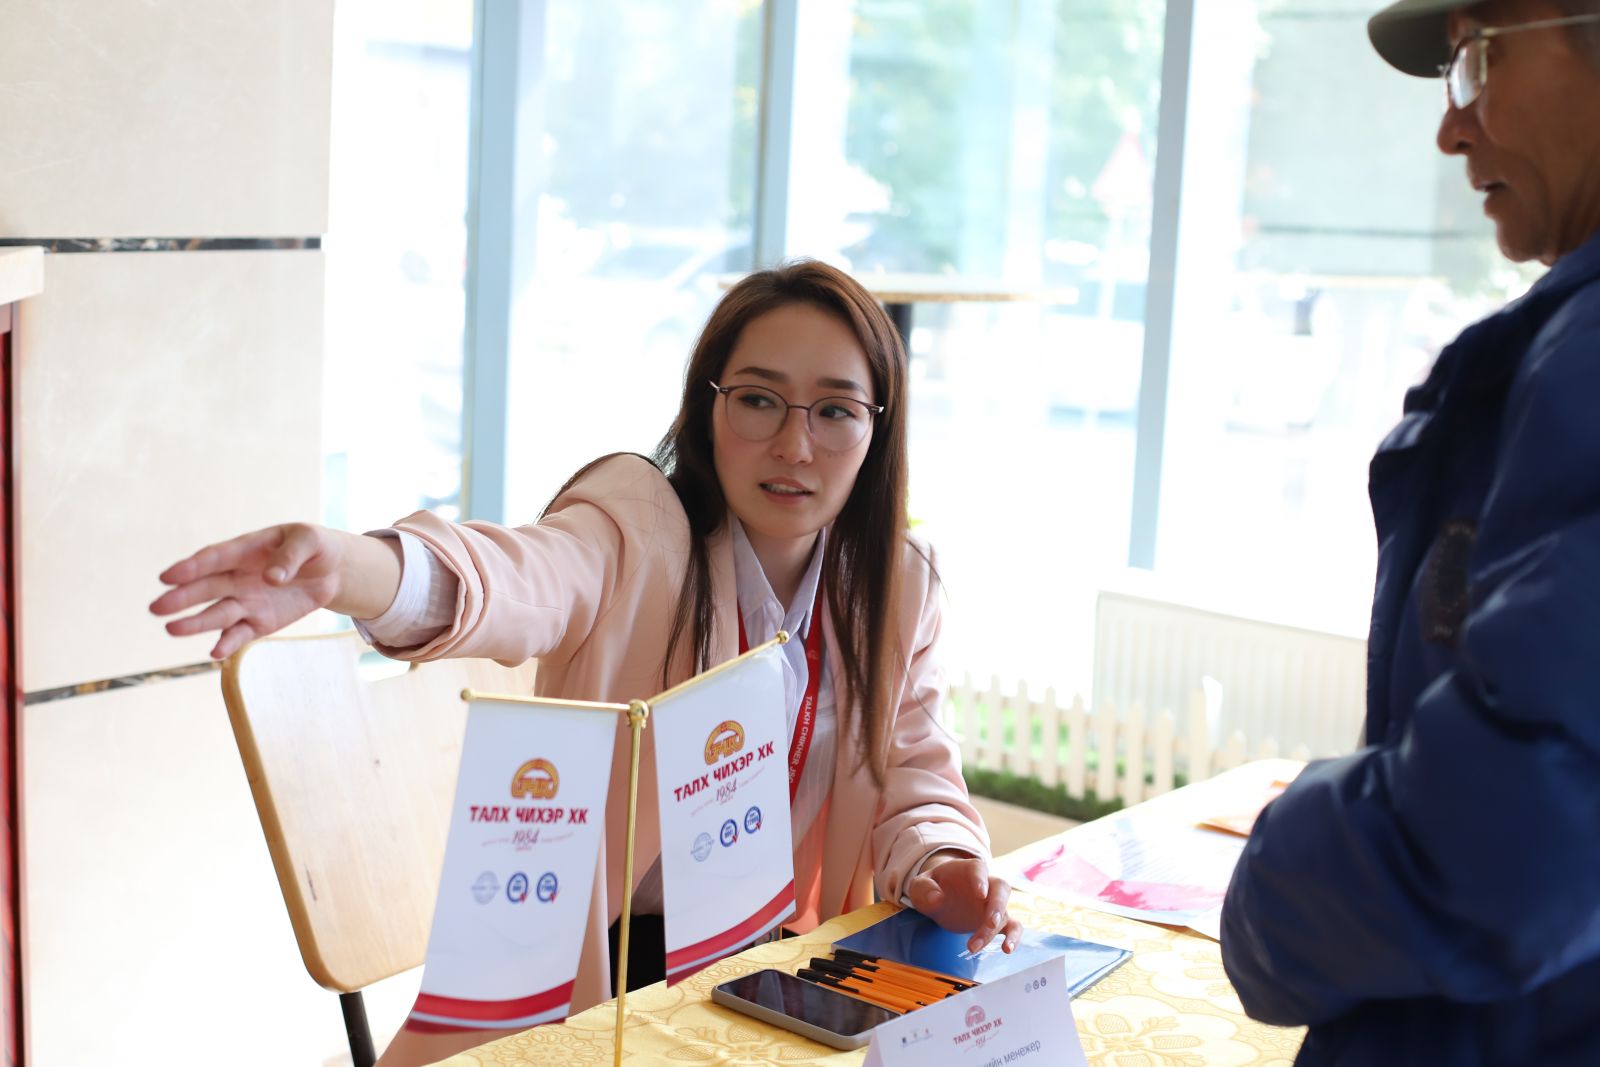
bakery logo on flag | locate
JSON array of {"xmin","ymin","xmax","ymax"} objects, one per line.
[
  {"xmin": 674, "ymin": 719, "xmax": 781, "ymax": 804},
  {"xmin": 480, "ymin": 755, "xmax": 595, "ymax": 831},
  {"xmin": 512, "ymin": 758, "xmax": 559, "ymax": 799},
  {"xmin": 704, "ymin": 721, "xmax": 745, "ymax": 764},
  {"xmin": 479, "ymin": 757, "xmax": 589, "ymax": 828}
]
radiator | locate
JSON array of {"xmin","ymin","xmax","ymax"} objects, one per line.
[{"xmin": 1092, "ymin": 589, "xmax": 1367, "ymax": 758}]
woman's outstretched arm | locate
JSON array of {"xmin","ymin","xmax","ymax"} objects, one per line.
[{"xmin": 150, "ymin": 523, "xmax": 403, "ymax": 659}]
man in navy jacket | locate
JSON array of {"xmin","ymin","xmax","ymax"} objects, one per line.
[{"xmin": 1220, "ymin": 1, "xmax": 1600, "ymax": 1063}]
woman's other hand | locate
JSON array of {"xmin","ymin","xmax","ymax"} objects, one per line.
[
  {"xmin": 150, "ymin": 524, "xmax": 399, "ymax": 660},
  {"xmin": 905, "ymin": 851, "xmax": 1023, "ymax": 954}
]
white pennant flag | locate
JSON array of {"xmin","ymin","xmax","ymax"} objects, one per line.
[
  {"xmin": 405, "ymin": 697, "xmax": 617, "ymax": 1034},
  {"xmin": 654, "ymin": 642, "xmax": 796, "ymax": 982}
]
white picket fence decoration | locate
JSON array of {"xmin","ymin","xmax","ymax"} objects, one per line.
[{"xmin": 945, "ymin": 673, "xmax": 1315, "ymax": 806}]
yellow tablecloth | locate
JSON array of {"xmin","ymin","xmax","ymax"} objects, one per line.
[{"xmin": 441, "ymin": 892, "xmax": 1304, "ymax": 1066}]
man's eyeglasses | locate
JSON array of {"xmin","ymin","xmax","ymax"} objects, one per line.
[
  {"xmin": 1443, "ymin": 13, "xmax": 1600, "ymax": 110},
  {"xmin": 708, "ymin": 381, "xmax": 883, "ymax": 451}
]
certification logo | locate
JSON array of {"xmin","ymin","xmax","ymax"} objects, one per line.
[
  {"xmin": 471, "ymin": 870, "xmax": 499, "ymax": 904},
  {"xmin": 506, "ymin": 871, "xmax": 530, "ymax": 904},
  {"xmin": 744, "ymin": 805, "xmax": 762, "ymax": 834},
  {"xmin": 691, "ymin": 832, "xmax": 714, "ymax": 862},
  {"xmin": 720, "ymin": 818, "xmax": 739, "ymax": 848},
  {"xmin": 536, "ymin": 871, "xmax": 558, "ymax": 903}
]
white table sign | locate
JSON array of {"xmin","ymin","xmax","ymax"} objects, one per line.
[
  {"xmin": 653, "ymin": 642, "xmax": 796, "ymax": 981},
  {"xmin": 407, "ymin": 697, "xmax": 617, "ymax": 1032},
  {"xmin": 863, "ymin": 957, "xmax": 1089, "ymax": 1067}
]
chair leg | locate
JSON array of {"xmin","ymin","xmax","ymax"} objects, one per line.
[{"xmin": 340, "ymin": 990, "xmax": 377, "ymax": 1067}]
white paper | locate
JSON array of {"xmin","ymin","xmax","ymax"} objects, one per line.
[
  {"xmin": 1186, "ymin": 904, "xmax": 1224, "ymax": 942},
  {"xmin": 863, "ymin": 956, "xmax": 1088, "ymax": 1067},
  {"xmin": 997, "ymin": 813, "xmax": 1244, "ymax": 932},
  {"xmin": 408, "ymin": 698, "xmax": 616, "ymax": 1031},
  {"xmin": 653, "ymin": 642, "xmax": 796, "ymax": 981}
]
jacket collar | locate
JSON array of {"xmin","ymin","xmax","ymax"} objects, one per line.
[{"xmin": 1377, "ymin": 229, "xmax": 1600, "ymax": 457}]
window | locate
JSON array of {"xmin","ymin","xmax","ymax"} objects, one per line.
[
  {"xmin": 402, "ymin": 0, "xmax": 1538, "ymax": 711},
  {"xmin": 323, "ymin": 0, "xmax": 473, "ymax": 534},
  {"xmin": 784, "ymin": 0, "xmax": 1167, "ymax": 694},
  {"xmin": 501, "ymin": 0, "xmax": 763, "ymax": 521},
  {"xmin": 1154, "ymin": 0, "xmax": 1535, "ymax": 635}
]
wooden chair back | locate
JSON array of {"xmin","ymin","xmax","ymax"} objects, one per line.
[{"xmin": 222, "ymin": 631, "xmax": 536, "ymax": 992}]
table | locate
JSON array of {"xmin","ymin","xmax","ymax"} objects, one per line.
[
  {"xmin": 442, "ymin": 765, "xmax": 1307, "ymax": 1066},
  {"xmin": 850, "ymin": 275, "xmax": 1078, "ymax": 352},
  {"xmin": 719, "ymin": 272, "xmax": 1078, "ymax": 353}
]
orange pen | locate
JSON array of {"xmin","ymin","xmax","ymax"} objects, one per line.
[
  {"xmin": 832, "ymin": 949, "xmax": 977, "ymax": 991},
  {"xmin": 793, "ymin": 969, "xmax": 904, "ymax": 1015},
  {"xmin": 810, "ymin": 958, "xmax": 951, "ymax": 1002},
  {"xmin": 830, "ymin": 974, "xmax": 924, "ymax": 1013},
  {"xmin": 798, "ymin": 968, "xmax": 922, "ymax": 1013}
]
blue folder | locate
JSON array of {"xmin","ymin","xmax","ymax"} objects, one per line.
[{"xmin": 831, "ymin": 907, "xmax": 1130, "ymax": 997}]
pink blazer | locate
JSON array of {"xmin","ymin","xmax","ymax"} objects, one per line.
[{"xmin": 378, "ymin": 454, "xmax": 989, "ymax": 1016}]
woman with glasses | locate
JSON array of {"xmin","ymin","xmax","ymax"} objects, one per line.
[{"xmin": 153, "ymin": 259, "xmax": 1017, "ymax": 1064}]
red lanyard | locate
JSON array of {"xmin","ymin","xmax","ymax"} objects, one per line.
[{"xmin": 738, "ymin": 584, "xmax": 825, "ymax": 804}]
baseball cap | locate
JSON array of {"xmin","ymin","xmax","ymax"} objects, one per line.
[{"xmin": 1368, "ymin": 0, "xmax": 1474, "ymax": 76}]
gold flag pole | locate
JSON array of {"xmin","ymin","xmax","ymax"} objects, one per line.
[
  {"xmin": 645, "ymin": 631, "xmax": 789, "ymax": 706},
  {"xmin": 612, "ymin": 698, "xmax": 651, "ymax": 1067},
  {"xmin": 459, "ymin": 689, "xmax": 630, "ymax": 713}
]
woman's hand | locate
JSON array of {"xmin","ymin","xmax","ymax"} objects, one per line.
[
  {"xmin": 150, "ymin": 523, "xmax": 397, "ymax": 660},
  {"xmin": 904, "ymin": 851, "xmax": 1022, "ymax": 954}
]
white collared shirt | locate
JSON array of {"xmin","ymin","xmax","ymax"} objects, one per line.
[{"xmin": 727, "ymin": 518, "xmax": 837, "ymax": 850}]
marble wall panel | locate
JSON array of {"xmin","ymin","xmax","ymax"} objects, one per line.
[
  {"xmin": 0, "ymin": 1, "xmax": 333, "ymax": 239},
  {"xmin": 21, "ymin": 672, "xmax": 422, "ymax": 1064},
  {"xmin": 16, "ymin": 250, "xmax": 324, "ymax": 693}
]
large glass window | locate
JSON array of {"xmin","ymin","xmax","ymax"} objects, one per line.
[
  {"xmin": 1154, "ymin": 0, "xmax": 1535, "ymax": 636},
  {"xmin": 325, "ymin": 0, "xmax": 1548, "ymax": 717},
  {"xmin": 323, "ymin": 1, "xmax": 473, "ymax": 534},
  {"xmin": 784, "ymin": 0, "xmax": 1167, "ymax": 694},
  {"xmin": 501, "ymin": 0, "xmax": 763, "ymax": 521}
]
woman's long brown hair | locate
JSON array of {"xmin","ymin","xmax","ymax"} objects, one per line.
[{"xmin": 653, "ymin": 259, "xmax": 910, "ymax": 784}]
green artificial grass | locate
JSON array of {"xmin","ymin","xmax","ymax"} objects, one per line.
[{"xmin": 961, "ymin": 765, "xmax": 1124, "ymax": 824}]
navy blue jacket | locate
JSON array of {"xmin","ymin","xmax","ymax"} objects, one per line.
[{"xmin": 1221, "ymin": 231, "xmax": 1600, "ymax": 1066}]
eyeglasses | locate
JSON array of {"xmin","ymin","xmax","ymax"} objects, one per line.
[
  {"xmin": 1442, "ymin": 13, "xmax": 1600, "ymax": 110},
  {"xmin": 708, "ymin": 381, "xmax": 883, "ymax": 451}
]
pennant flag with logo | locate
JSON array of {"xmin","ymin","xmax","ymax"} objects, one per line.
[
  {"xmin": 654, "ymin": 641, "xmax": 796, "ymax": 982},
  {"xmin": 405, "ymin": 697, "xmax": 616, "ymax": 1033}
]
